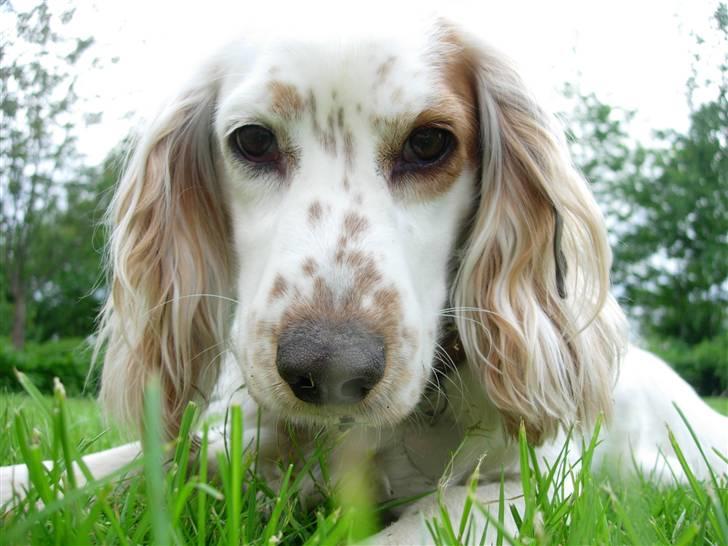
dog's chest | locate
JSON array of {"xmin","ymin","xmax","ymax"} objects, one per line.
[{"xmin": 372, "ymin": 416, "xmax": 469, "ymax": 502}]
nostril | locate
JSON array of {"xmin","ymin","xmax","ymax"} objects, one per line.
[
  {"xmin": 290, "ymin": 374, "xmax": 316, "ymax": 390},
  {"xmin": 339, "ymin": 377, "xmax": 372, "ymax": 402},
  {"xmin": 287, "ymin": 374, "xmax": 321, "ymax": 404}
]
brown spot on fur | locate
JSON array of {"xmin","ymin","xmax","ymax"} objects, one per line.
[
  {"xmin": 337, "ymin": 234, "xmax": 348, "ymax": 252},
  {"xmin": 312, "ymin": 109, "xmax": 337, "ymax": 156},
  {"xmin": 370, "ymin": 115, "xmax": 384, "ymax": 130},
  {"xmin": 343, "ymin": 212, "xmax": 369, "ymax": 241},
  {"xmin": 376, "ymin": 56, "xmax": 396, "ymax": 83},
  {"xmin": 345, "ymin": 251, "xmax": 382, "ymax": 298},
  {"xmin": 343, "ymin": 130, "xmax": 354, "ymax": 168},
  {"xmin": 308, "ymin": 202, "xmax": 323, "ymax": 226},
  {"xmin": 256, "ymin": 319, "xmax": 280, "ymax": 339},
  {"xmin": 269, "ymin": 81, "xmax": 304, "ymax": 120},
  {"xmin": 269, "ymin": 274, "xmax": 288, "ymax": 302},
  {"xmin": 307, "ymin": 90, "xmax": 317, "ymax": 115},
  {"xmin": 337, "ymin": 107, "xmax": 345, "ymax": 129},
  {"xmin": 302, "ymin": 257, "xmax": 318, "ymax": 277}
]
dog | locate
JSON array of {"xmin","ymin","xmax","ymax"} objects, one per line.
[{"xmin": 2, "ymin": 16, "xmax": 726, "ymax": 544}]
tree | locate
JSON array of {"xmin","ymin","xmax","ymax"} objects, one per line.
[
  {"xmin": 29, "ymin": 152, "xmax": 119, "ymax": 340},
  {"xmin": 563, "ymin": 4, "xmax": 727, "ymax": 346},
  {"xmin": 0, "ymin": 0, "xmax": 94, "ymax": 348},
  {"xmin": 611, "ymin": 4, "xmax": 727, "ymax": 344}
]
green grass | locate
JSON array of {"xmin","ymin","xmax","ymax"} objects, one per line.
[
  {"xmin": 705, "ymin": 397, "xmax": 728, "ymax": 415},
  {"xmin": 1, "ymin": 379, "xmax": 726, "ymax": 545}
]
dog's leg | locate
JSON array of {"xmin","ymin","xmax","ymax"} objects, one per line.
[
  {"xmin": 365, "ymin": 481, "xmax": 525, "ymax": 546},
  {"xmin": 0, "ymin": 441, "xmax": 142, "ymax": 507}
]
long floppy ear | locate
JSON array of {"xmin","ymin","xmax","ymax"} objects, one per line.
[
  {"xmin": 96, "ymin": 65, "xmax": 233, "ymax": 438},
  {"xmin": 451, "ymin": 37, "xmax": 628, "ymax": 443}
]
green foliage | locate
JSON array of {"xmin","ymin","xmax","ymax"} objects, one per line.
[
  {"xmin": 648, "ymin": 333, "xmax": 728, "ymax": 396},
  {"xmin": 0, "ymin": 0, "xmax": 100, "ymax": 348},
  {"xmin": 614, "ymin": 92, "xmax": 727, "ymax": 343},
  {"xmin": 563, "ymin": 5, "xmax": 727, "ymax": 356},
  {"xmin": 0, "ymin": 338, "xmax": 95, "ymax": 397},
  {"xmin": 27, "ymin": 153, "xmax": 120, "ymax": 341}
]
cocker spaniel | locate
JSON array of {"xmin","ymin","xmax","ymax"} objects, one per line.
[{"xmin": 2, "ymin": 16, "xmax": 726, "ymax": 545}]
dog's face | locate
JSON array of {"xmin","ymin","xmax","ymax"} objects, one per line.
[
  {"xmin": 215, "ymin": 32, "xmax": 478, "ymax": 425},
  {"xmin": 100, "ymin": 19, "xmax": 625, "ymax": 442}
]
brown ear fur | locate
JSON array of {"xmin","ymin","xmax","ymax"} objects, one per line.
[
  {"xmin": 450, "ymin": 34, "xmax": 627, "ymax": 443},
  {"xmin": 97, "ymin": 71, "xmax": 233, "ymax": 438}
]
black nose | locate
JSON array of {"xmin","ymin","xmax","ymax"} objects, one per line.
[{"xmin": 276, "ymin": 320, "xmax": 385, "ymax": 405}]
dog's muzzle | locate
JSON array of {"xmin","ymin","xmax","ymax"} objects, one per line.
[{"xmin": 276, "ymin": 319, "xmax": 385, "ymax": 405}]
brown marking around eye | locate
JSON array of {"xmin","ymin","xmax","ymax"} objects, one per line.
[
  {"xmin": 269, "ymin": 274, "xmax": 288, "ymax": 302},
  {"xmin": 374, "ymin": 36, "xmax": 480, "ymax": 202},
  {"xmin": 269, "ymin": 81, "xmax": 304, "ymax": 120},
  {"xmin": 308, "ymin": 201, "xmax": 323, "ymax": 226}
]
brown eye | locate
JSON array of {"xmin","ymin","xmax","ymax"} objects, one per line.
[
  {"xmin": 230, "ymin": 125, "xmax": 280, "ymax": 163},
  {"xmin": 402, "ymin": 127, "xmax": 453, "ymax": 165}
]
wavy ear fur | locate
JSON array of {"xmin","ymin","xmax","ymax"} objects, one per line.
[
  {"xmin": 451, "ymin": 36, "xmax": 628, "ymax": 443},
  {"xmin": 97, "ymin": 66, "xmax": 233, "ymax": 438}
]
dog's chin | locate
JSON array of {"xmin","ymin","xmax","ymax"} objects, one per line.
[{"xmin": 248, "ymin": 386, "xmax": 422, "ymax": 429}]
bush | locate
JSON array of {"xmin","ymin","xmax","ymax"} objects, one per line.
[
  {"xmin": 0, "ymin": 338, "xmax": 97, "ymax": 397},
  {"xmin": 648, "ymin": 333, "xmax": 728, "ymax": 396}
]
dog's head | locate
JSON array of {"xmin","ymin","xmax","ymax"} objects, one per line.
[{"xmin": 99, "ymin": 20, "xmax": 627, "ymax": 442}]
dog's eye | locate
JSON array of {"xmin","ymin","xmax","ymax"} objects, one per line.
[
  {"xmin": 230, "ymin": 125, "xmax": 280, "ymax": 163},
  {"xmin": 402, "ymin": 127, "xmax": 453, "ymax": 165}
]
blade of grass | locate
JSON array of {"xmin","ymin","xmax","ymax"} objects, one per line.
[
  {"xmin": 142, "ymin": 376, "xmax": 170, "ymax": 546},
  {"xmin": 497, "ymin": 469, "xmax": 505, "ymax": 546},
  {"xmin": 172, "ymin": 402, "xmax": 199, "ymax": 494},
  {"xmin": 227, "ymin": 404, "xmax": 243, "ymax": 546},
  {"xmin": 517, "ymin": 421, "xmax": 533, "ymax": 537},
  {"xmin": 197, "ymin": 423, "xmax": 209, "ymax": 546},
  {"xmin": 263, "ymin": 463, "xmax": 294, "ymax": 544}
]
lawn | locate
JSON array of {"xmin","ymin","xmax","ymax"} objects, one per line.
[{"xmin": 1, "ymin": 382, "xmax": 727, "ymax": 545}]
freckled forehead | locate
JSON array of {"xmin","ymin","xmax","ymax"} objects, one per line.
[{"xmin": 220, "ymin": 35, "xmax": 442, "ymax": 120}]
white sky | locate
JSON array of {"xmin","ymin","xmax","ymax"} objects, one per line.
[{"xmin": 54, "ymin": 0, "xmax": 722, "ymax": 164}]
